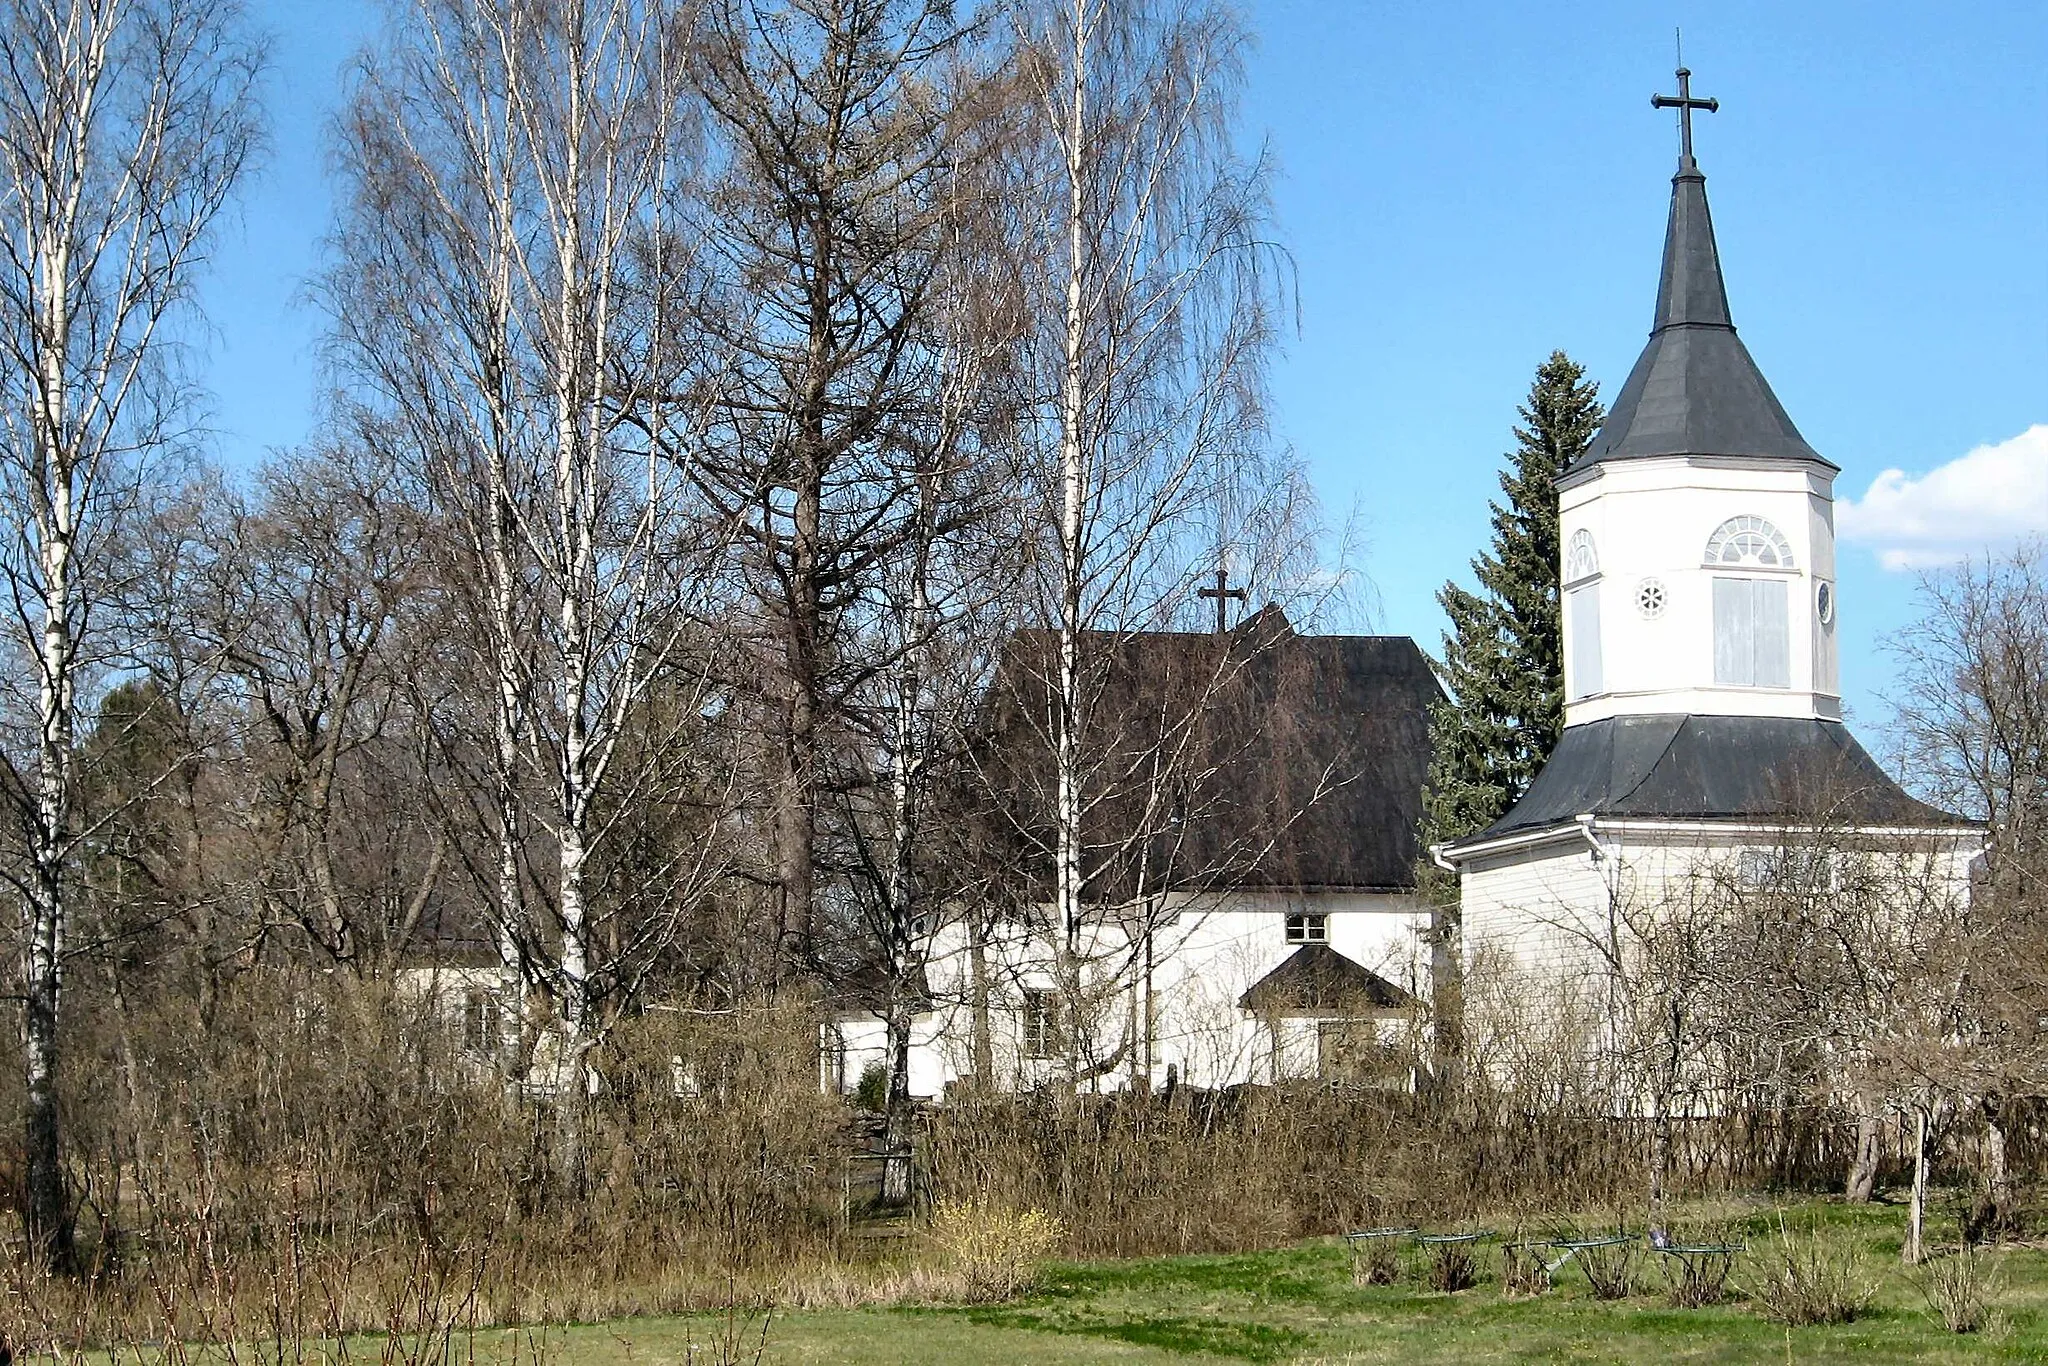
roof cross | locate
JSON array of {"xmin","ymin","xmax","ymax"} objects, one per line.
[
  {"xmin": 1651, "ymin": 66, "xmax": 1718, "ymax": 165},
  {"xmin": 1197, "ymin": 565, "xmax": 1247, "ymax": 634}
]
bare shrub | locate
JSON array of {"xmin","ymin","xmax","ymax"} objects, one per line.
[
  {"xmin": 1422, "ymin": 1240, "xmax": 1479, "ymax": 1293},
  {"xmin": 1576, "ymin": 1241, "xmax": 1638, "ymax": 1300},
  {"xmin": 1916, "ymin": 1243, "xmax": 2002, "ymax": 1334},
  {"xmin": 683, "ymin": 1304, "xmax": 774, "ymax": 1366},
  {"xmin": 1497, "ymin": 1243, "xmax": 1547, "ymax": 1298},
  {"xmin": 926, "ymin": 1200, "xmax": 1066, "ymax": 1302},
  {"xmin": 3, "ymin": 1233, "xmax": 540, "ymax": 1365},
  {"xmin": 1742, "ymin": 1218, "xmax": 1875, "ymax": 1326},
  {"xmin": 1659, "ymin": 1247, "xmax": 1737, "ymax": 1308},
  {"xmin": 12, "ymin": 978, "xmax": 860, "ymax": 1345},
  {"xmin": 923, "ymin": 1085, "xmax": 1667, "ymax": 1261},
  {"xmin": 1349, "ymin": 1235, "xmax": 1405, "ymax": 1288}
]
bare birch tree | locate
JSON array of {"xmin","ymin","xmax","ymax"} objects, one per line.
[
  {"xmin": 1888, "ymin": 538, "xmax": 2048, "ymax": 1234},
  {"xmin": 990, "ymin": 0, "xmax": 1301, "ymax": 1082},
  {"xmin": 332, "ymin": 0, "xmax": 727, "ymax": 1173},
  {"xmin": 0, "ymin": 0, "xmax": 259, "ymax": 1268}
]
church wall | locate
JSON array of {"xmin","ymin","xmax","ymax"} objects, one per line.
[
  {"xmin": 1459, "ymin": 838, "xmax": 1613, "ymax": 978},
  {"xmin": 1142, "ymin": 890, "xmax": 1427, "ymax": 1089},
  {"xmin": 1457, "ymin": 822, "xmax": 1983, "ymax": 1110},
  {"xmin": 1463, "ymin": 825, "xmax": 1983, "ymax": 983},
  {"xmin": 1458, "ymin": 823, "xmax": 1982, "ymax": 1081},
  {"xmin": 821, "ymin": 889, "xmax": 1431, "ymax": 1099},
  {"xmin": 1559, "ymin": 455, "xmax": 1841, "ymax": 727}
]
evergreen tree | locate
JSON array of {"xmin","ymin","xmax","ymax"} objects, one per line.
[
  {"xmin": 1418, "ymin": 351, "xmax": 1601, "ymax": 1087},
  {"xmin": 1424, "ymin": 351, "xmax": 1604, "ymax": 848}
]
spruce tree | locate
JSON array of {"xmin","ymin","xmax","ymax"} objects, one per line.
[
  {"xmin": 1424, "ymin": 350, "xmax": 1604, "ymax": 848},
  {"xmin": 1418, "ymin": 352, "xmax": 1601, "ymax": 1087}
]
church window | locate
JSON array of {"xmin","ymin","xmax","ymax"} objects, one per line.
[
  {"xmin": 1816, "ymin": 580, "xmax": 1835, "ymax": 627},
  {"xmin": 1567, "ymin": 582, "xmax": 1602, "ymax": 698},
  {"xmin": 1737, "ymin": 847, "xmax": 1842, "ymax": 893},
  {"xmin": 461, "ymin": 987, "xmax": 501, "ymax": 1058},
  {"xmin": 1704, "ymin": 515, "xmax": 1794, "ymax": 568},
  {"xmin": 1635, "ymin": 577, "xmax": 1668, "ymax": 619},
  {"xmin": 1562, "ymin": 532, "xmax": 1603, "ymax": 699},
  {"xmin": 1285, "ymin": 912, "xmax": 1329, "ymax": 944},
  {"xmin": 1735, "ymin": 849, "xmax": 1783, "ymax": 889},
  {"xmin": 1564, "ymin": 529, "xmax": 1599, "ymax": 583},
  {"xmin": 1020, "ymin": 989, "xmax": 1058, "ymax": 1059},
  {"xmin": 1713, "ymin": 577, "xmax": 1790, "ymax": 688}
]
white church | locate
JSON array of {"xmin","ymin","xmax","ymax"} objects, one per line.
[
  {"xmin": 1434, "ymin": 72, "xmax": 1982, "ymax": 985},
  {"xmin": 824, "ymin": 69, "xmax": 1983, "ymax": 1101},
  {"xmin": 825, "ymin": 612, "xmax": 1445, "ymax": 1096}
]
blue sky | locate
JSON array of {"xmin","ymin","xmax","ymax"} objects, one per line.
[{"xmin": 206, "ymin": 1, "xmax": 2045, "ymax": 733}]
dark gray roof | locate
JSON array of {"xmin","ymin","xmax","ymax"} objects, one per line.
[
  {"xmin": 1571, "ymin": 157, "xmax": 1833, "ymax": 474},
  {"xmin": 978, "ymin": 607, "xmax": 1441, "ymax": 897},
  {"xmin": 1446, "ymin": 714, "xmax": 1974, "ymax": 849},
  {"xmin": 1239, "ymin": 943, "xmax": 1412, "ymax": 1016}
]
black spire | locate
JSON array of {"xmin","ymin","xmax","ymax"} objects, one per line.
[{"xmin": 1571, "ymin": 69, "xmax": 1832, "ymax": 473}]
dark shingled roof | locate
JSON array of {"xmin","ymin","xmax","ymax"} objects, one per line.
[
  {"xmin": 1446, "ymin": 714, "xmax": 1975, "ymax": 849},
  {"xmin": 1238, "ymin": 943, "xmax": 1412, "ymax": 1016},
  {"xmin": 978, "ymin": 607, "xmax": 1441, "ymax": 898},
  {"xmin": 1570, "ymin": 155, "xmax": 1832, "ymax": 474}
]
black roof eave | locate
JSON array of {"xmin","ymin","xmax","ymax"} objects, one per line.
[
  {"xmin": 1559, "ymin": 448, "xmax": 1839, "ymax": 490},
  {"xmin": 1438, "ymin": 714, "xmax": 1981, "ymax": 861},
  {"xmin": 1442, "ymin": 809, "xmax": 1986, "ymax": 864}
]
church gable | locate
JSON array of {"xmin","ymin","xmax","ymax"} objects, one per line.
[
  {"xmin": 1238, "ymin": 942, "xmax": 1412, "ymax": 1018},
  {"xmin": 975, "ymin": 609, "xmax": 1441, "ymax": 898}
]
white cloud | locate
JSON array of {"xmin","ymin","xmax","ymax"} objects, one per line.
[{"xmin": 1838, "ymin": 424, "xmax": 2048, "ymax": 571}]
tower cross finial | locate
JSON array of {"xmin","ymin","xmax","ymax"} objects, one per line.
[
  {"xmin": 1651, "ymin": 66, "xmax": 1718, "ymax": 165},
  {"xmin": 1197, "ymin": 565, "xmax": 1247, "ymax": 634}
]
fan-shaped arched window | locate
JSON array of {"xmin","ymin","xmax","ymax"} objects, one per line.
[
  {"xmin": 1708, "ymin": 516, "xmax": 1793, "ymax": 689},
  {"xmin": 1563, "ymin": 530, "xmax": 1602, "ymax": 699},
  {"xmin": 1704, "ymin": 515, "xmax": 1794, "ymax": 568},
  {"xmin": 1565, "ymin": 529, "xmax": 1599, "ymax": 582}
]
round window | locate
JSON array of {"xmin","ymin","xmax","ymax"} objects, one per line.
[
  {"xmin": 1635, "ymin": 577, "xmax": 1668, "ymax": 620},
  {"xmin": 1817, "ymin": 580, "xmax": 1835, "ymax": 627}
]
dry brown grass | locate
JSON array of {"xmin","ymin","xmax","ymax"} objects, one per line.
[{"xmin": 6, "ymin": 969, "xmax": 2033, "ymax": 1357}]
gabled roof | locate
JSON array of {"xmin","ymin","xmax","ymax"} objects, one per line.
[
  {"xmin": 1569, "ymin": 155, "xmax": 1832, "ymax": 474},
  {"xmin": 1444, "ymin": 714, "xmax": 1976, "ymax": 852},
  {"xmin": 976, "ymin": 607, "xmax": 1441, "ymax": 898},
  {"xmin": 1238, "ymin": 943, "xmax": 1412, "ymax": 1017}
]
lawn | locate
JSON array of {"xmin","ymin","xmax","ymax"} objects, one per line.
[{"xmin": 503, "ymin": 1200, "xmax": 2048, "ymax": 1364}]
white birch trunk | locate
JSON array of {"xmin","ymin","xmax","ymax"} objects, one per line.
[
  {"xmin": 549, "ymin": 22, "xmax": 596, "ymax": 1161},
  {"xmin": 1906, "ymin": 1103, "xmax": 1929, "ymax": 1264},
  {"xmin": 1051, "ymin": 0, "xmax": 1092, "ymax": 1086},
  {"xmin": 881, "ymin": 571, "xmax": 923, "ymax": 1206},
  {"xmin": 491, "ymin": 466, "xmax": 527, "ymax": 1076},
  {"xmin": 15, "ymin": 66, "xmax": 87, "ymax": 1257},
  {"xmin": 24, "ymin": 317, "xmax": 76, "ymax": 1265},
  {"xmin": 0, "ymin": 0, "xmax": 257, "ymax": 1269}
]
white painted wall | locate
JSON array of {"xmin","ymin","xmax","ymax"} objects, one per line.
[
  {"xmin": 1460, "ymin": 821, "xmax": 1984, "ymax": 986},
  {"xmin": 1459, "ymin": 832, "xmax": 1614, "ymax": 979},
  {"xmin": 821, "ymin": 890, "xmax": 1431, "ymax": 1098},
  {"xmin": 1557, "ymin": 454, "xmax": 1841, "ymax": 726}
]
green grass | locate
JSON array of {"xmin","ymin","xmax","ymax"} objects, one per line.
[{"xmin": 376, "ymin": 1202, "xmax": 2048, "ymax": 1363}]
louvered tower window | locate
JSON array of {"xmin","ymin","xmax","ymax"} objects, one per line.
[
  {"xmin": 1564, "ymin": 530, "xmax": 1602, "ymax": 699},
  {"xmin": 1705, "ymin": 517, "xmax": 1792, "ymax": 688}
]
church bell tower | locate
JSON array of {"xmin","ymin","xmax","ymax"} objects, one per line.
[
  {"xmin": 1436, "ymin": 64, "xmax": 1976, "ymax": 927},
  {"xmin": 1557, "ymin": 67, "xmax": 1840, "ymax": 729}
]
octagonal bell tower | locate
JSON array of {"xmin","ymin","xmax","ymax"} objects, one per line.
[
  {"xmin": 1437, "ymin": 66, "xmax": 1978, "ymax": 917},
  {"xmin": 1557, "ymin": 68, "xmax": 1840, "ymax": 728}
]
